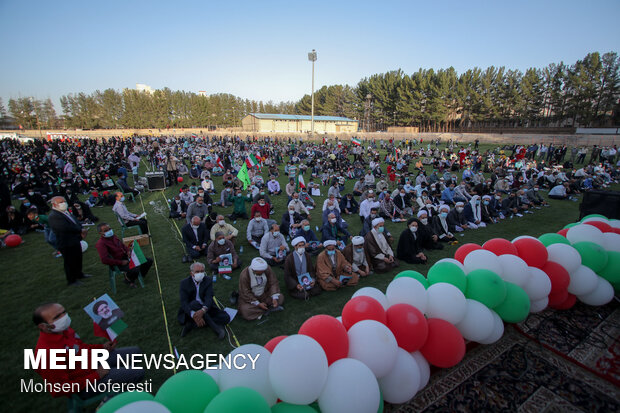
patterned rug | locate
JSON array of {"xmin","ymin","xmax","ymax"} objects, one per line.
[{"xmin": 391, "ymin": 303, "xmax": 620, "ymax": 413}]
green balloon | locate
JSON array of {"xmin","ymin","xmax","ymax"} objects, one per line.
[
  {"xmin": 494, "ymin": 282, "xmax": 530, "ymax": 323},
  {"xmin": 394, "ymin": 270, "xmax": 429, "ymax": 289},
  {"xmin": 272, "ymin": 402, "xmax": 318, "ymax": 413},
  {"xmin": 465, "ymin": 269, "xmax": 507, "ymax": 309},
  {"xmin": 538, "ymin": 233, "xmax": 571, "ymax": 247},
  {"xmin": 572, "ymin": 241, "xmax": 609, "ymax": 273},
  {"xmin": 427, "ymin": 262, "xmax": 467, "ymax": 293},
  {"xmin": 598, "ymin": 251, "xmax": 620, "ymax": 284},
  {"xmin": 612, "ymin": 281, "xmax": 620, "ymax": 292},
  {"xmin": 205, "ymin": 387, "xmax": 270, "ymax": 413},
  {"xmin": 377, "ymin": 389, "xmax": 384, "ymax": 413},
  {"xmin": 581, "ymin": 214, "xmax": 608, "ymax": 221},
  {"xmin": 308, "ymin": 402, "xmax": 320, "ymax": 412},
  {"xmin": 156, "ymin": 370, "xmax": 219, "ymax": 413},
  {"xmin": 563, "ymin": 222, "xmax": 579, "ymax": 229},
  {"xmin": 98, "ymin": 392, "xmax": 154, "ymax": 413}
]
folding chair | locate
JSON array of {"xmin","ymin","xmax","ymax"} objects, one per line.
[
  {"xmin": 116, "ymin": 181, "xmax": 135, "ymax": 202},
  {"xmin": 114, "ymin": 211, "xmax": 142, "ymax": 239},
  {"xmin": 109, "ymin": 265, "xmax": 145, "ymax": 294}
]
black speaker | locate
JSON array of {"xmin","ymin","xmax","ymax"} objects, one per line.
[
  {"xmin": 145, "ymin": 172, "xmax": 166, "ymax": 191},
  {"xmin": 579, "ymin": 190, "xmax": 620, "ymax": 220}
]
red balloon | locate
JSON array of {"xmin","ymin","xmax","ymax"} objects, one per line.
[
  {"xmin": 4, "ymin": 234, "xmax": 22, "ymax": 248},
  {"xmin": 420, "ymin": 318, "xmax": 465, "ymax": 368},
  {"xmin": 455, "ymin": 243, "xmax": 482, "ymax": 264},
  {"xmin": 613, "ymin": 228, "xmax": 620, "ymax": 235},
  {"xmin": 264, "ymin": 335, "xmax": 287, "ymax": 353},
  {"xmin": 542, "ymin": 261, "xmax": 570, "ymax": 293},
  {"xmin": 177, "ymin": 176, "xmax": 184, "ymax": 183},
  {"xmin": 557, "ymin": 228, "xmax": 569, "ymax": 237},
  {"xmin": 547, "ymin": 289, "xmax": 569, "ymax": 307},
  {"xmin": 584, "ymin": 221, "xmax": 613, "ymax": 233},
  {"xmin": 299, "ymin": 315, "xmax": 349, "ymax": 365},
  {"xmin": 341, "ymin": 296, "xmax": 386, "ymax": 330},
  {"xmin": 483, "ymin": 238, "xmax": 519, "ymax": 256},
  {"xmin": 386, "ymin": 304, "xmax": 428, "ymax": 352},
  {"xmin": 550, "ymin": 292, "xmax": 576, "ymax": 310},
  {"xmin": 102, "ymin": 190, "xmax": 110, "ymax": 196},
  {"xmin": 513, "ymin": 238, "xmax": 548, "ymax": 269}
]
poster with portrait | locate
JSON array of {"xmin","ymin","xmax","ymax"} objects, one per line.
[
  {"xmin": 84, "ymin": 294, "xmax": 127, "ymax": 340},
  {"xmin": 219, "ymin": 253, "xmax": 233, "ymax": 274},
  {"xmin": 296, "ymin": 272, "xmax": 314, "ymax": 290}
]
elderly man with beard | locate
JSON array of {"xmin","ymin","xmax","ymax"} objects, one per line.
[
  {"xmin": 283, "ymin": 237, "xmax": 322, "ymax": 299},
  {"xmin": 316, "ymin": 240, "xmax": 358, "ymax": 291},
  {"xmin": 238, "ymin": 258, "xmax": 284, "ymax": 320},
  {"xmin": 364, "ymin": 218, "xmax": 399, "ymax": 273}
]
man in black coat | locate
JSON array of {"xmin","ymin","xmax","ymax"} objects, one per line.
[
  {"xmin": 47, "ymin": 196, "xmax": 91, "ymax": 286},
  {"xmin": 177, "ymin": 262, "xmax": 230, "ymax": 338},
  {"xmin": 181, "ymin": 216, "xmax": 209, "ymax": 260}
]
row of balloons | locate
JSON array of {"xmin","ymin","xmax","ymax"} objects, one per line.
[{"xmin": 101, "ymin": 214, "xmax": 620, "ymax": 413}]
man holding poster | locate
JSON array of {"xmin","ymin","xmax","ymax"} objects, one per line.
[{"xmin": 206, "ymin": 232, "xmax": 241, "ymax": 281}]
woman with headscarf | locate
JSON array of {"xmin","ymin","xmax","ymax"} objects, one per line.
[
  {"xmin": 431, "ymin": 204, "xmax": 456, "ymax": 243},
  {"xmin": 396, "ymin": 218, "xmax": 428, "ymax": 264},
  {"xmin": 363, "ymin": 218, "xmax": 399, "ymax": 273},
  {"xmin": 463, "ymin": 195, "xmax": 486, "ymax": 229}
]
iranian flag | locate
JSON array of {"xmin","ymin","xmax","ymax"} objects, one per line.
[
  {"xmin": 191, "ymin": 133, "xmax": 197, "ymax": 139},
  {"xmin": 246, "ymin": 154, "xmax": 259, "ymax": 169},
  {"xmin": 296, "ymin": 173, "xmax": 306, "ymax": 191},
  {"xmin": 216, "ymin": 156, "xmax": 224, "ymax": 169},
  {"xmin": 129, "ymin": 240, "xmax": 147, "ymax": 269},
  {"xmin": 352, "ymin": 137, "xmax": 361, "ymax": 146}
]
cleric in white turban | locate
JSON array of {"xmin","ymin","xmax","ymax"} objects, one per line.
[
  {"xmin": 237, "ymin": 257, "xmax": 284, "ymax": 320},
  {"xmin": 343, "ymin": 235, "xmax": 371, "ymax": 278},
  {"xmin": 283, "ymin": 236, "xmax": 322, "ymax": 300},
  {"xmin": 363, "ymin": 217, "xmax": 399, "ymax": 273}
]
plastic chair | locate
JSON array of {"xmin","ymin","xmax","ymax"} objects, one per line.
[
  {"xmin": 109, "ymin": 265, "xmax": 145, "ymax": 294},
  {"xmin": 67, "ymin": 391, "xmax": 110, "ymax": 413},
  {"xmin": 116, "ymin": 181, "xmax": 135, "ymax": 202},
  {"xmin": 114, "ymin": 211, "xmax": 142, "ymax": 239}
]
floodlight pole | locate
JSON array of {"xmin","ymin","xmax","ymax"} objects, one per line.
[{"xmin": 308, "ymin": 49, "xmax": 317, "ymax": 138}]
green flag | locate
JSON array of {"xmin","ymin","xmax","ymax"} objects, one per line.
[{"xmin": 237, "ymin": 163, "xmax": 251, "ymax": 190}]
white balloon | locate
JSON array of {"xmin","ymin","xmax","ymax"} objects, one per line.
[
  {"xmin": 566, "ymin": 224, "xmax": 604, "ymax": 245},
  {"xmin": 567, "ymin": 265, "xmax": 599, "ymax": 296},
  {"xmin": 116, "ymin": 401, "xmax": 171, "ymax": 413},
  {"xmin": 455, "ymin": 299, "xmax": 495, "ymax": 342},
  {"xmin": 609, "ymin": 219, "xmax": 620, "ymax": 229},
  {"xmin": 318, "ymin": 358, "xmax": 380, "ymax": 413},
  {"xmin": 269, "ymin": 335, "xmax": 328, "ymax": 405},
  {"xmin": 523, "ymin": 267, "xmax": 552, "ymax": 301},
  {"xmin": 581, "ymin": 217, "xmax": 609, "ymax": 224},
  {"xmin": 529, "ymin": 297, "xmax": 549, "ymax": 313},
  {"xmin": 220, "ymin": 344, "xmax": 276, "ymax": 405},
  {"xmin": 546, "ymin": 243, "xmax": 581, "ymax": 273},
  {"xmin": 353, "ymin": 287, "xmax": 389, "ymax": 310},
  {"xmin": 425, "ymin": 283, "xmax": 467, "ymax": 325},
  {"xmin": 385, "ymin": 277, "xmax": 428, "ymax": 313},
  {"xmin": 336, "ymin": 316, "xmax": 342, "ymax": 323},
  {"xmin": 477, "ymin": 310, "xmax": 504, "ymax": 344},
  {"xmin": 497, "ymin": 254, "xmax": 531, "ymax": 287},
  {"xmin": 202, "ymin": 367, "xmax": 220, "ymax": 385},
  {"xmin": 378, "ymin": 348, "xmax": 421, "ymax": 404},
  {"xmin": 602, "ymin": 233, "xmax": 620, "ymax": 252},
  {"xmin": 512, "ymin": 235, "xmax": 537, "ymax": 242},
  {"xmin": 348, "ymin": 320, "xmax": 398, "ymax": 378},
  {"xmin": 80, "ymin": 240, "xmax": 88, "ymax": 252},
  {"xmin": 410, "ymin": 351, "xmax": 430, "ymax": 391},
  {"xmin": 463, "ymin": 249, "xmax": 503, "ymax": 276},
  {"xmin": 436, "ymin": 257, "xmax": 466, "ymax": 272},
  {"xmin": 578, "ymin": 276, "xmax": 615, "ymax": 306}
]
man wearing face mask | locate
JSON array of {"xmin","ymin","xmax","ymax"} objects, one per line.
[
  {"xmin": 178, "ymin": 262, "xmax": 230, "ymax": 338},
  {"xmin": 283, "ymin": 238, "xmax": 322, "ymax": 299},
  {"xmin": 343, "ymin": 236, "xmax": 371, "ymax": 278},
  {"xmin": 206, "ymin": 232, "xmax": 241, "ymax": 281},
  {"xmin": 321, "ymin": 212, "xmax": 351, "ymax": 244},
  {"xmin": 396, "ymin": 218, "xmax": 428, "ymax": 264},
  {"xmin": 246, "ymin": 210, "xmax": 270, "ymax": 248},
  {"xmin": 364, "ymin": 218, "xmax": 399, "ymax": 272},
  {"xmin": 289, "ymin": 192, "xmax": 311, "ymax": 219},
  {"xmin": 447, "ymin": 201, "xmax": 470, "ymax": 232},
  {"xmin": 238, "ymin": 257, "xmax": 284, "ymax": 320},
  {"xmin": 112, "ymin": 192, "xmax": 149, "ymax": 234},
  {"xmin": 431, "ymin": 205, "xmax": 456, "ymax": 242},
  {"xmin": 96, "ymin": 222, "xmax": 152, "ymax": 287},
  {"xmin": 33, "ymin": 302, "xmax": 144, "ymax": 397},
  {"xmin": 209, "ymin": 215, "xmax": 238, "ymax": 244},
  {"xmin": 296, "ymin": 219, "xmax": 322, "ymax": 254},
  {"xmin": 416, "ymin": 210, "xmax": 443, "ymax": 250},
  {"xmin": 219, "ymin": 184, "xmax": 234, "ymax": 207},
  {"xmin": 48, "ymin": 196, "xmax": 91, "ymax": 286},
  {"xmin": 267, "ymin": 176, "xmax": 281, "ymax": 195},
  {"xmin": 316, "ymin": 240, "xmax": 358, "ymax": 291},
  {"xmin": 186, "ymin": 195, "xmax": 210, "ymax": 223},
  {"xmin": 281, "ymin": 205, "xmax": 303, "ymax": 237},
  {"xmin": 359, "ymin": 190, "xmax": 380, "ymax": 225},
  {"xmin": 260, "ymin": 224, "xmax": 289, "ymax": 266},
  {"xmin": 181, "ymin": 216, "xmax": 209, "ymax": 261}
]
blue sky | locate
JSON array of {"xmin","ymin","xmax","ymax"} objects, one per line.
[{"xmin": 1, "ymin": 0, "xmax": 619, "ymax": 112}]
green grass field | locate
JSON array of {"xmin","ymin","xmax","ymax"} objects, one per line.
[{"xmin": 0, "ymin": 144, "xmax": 603, "ymax": 412}]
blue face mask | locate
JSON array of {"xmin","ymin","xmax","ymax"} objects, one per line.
[
  {"xmin": 327, "ymin": 250, "xmax": 336, "ymax": 256},
  {"xmin": 355, "ymin": 248, "xmax": 364, "ymax": 253},
  {"xmin": 303, "ymin": 225, "xmax": 310, "ymax": 231},
  {"xmin": 440, "ymin": 212, "xmax": 448, "ymax": 218},
  {"xmin": 104, "ymin": 229, "xmax": 114, "ymax": 238},
  {"xmin": 483, "ymin": 201, "xmax": 489, "ymax": 205},
  {"xmin": 378, "ymin": 226, "xmax": 384, "ymax": 233}
]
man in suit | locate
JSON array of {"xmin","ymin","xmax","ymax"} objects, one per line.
[
  {"xmin": 177, "ymin": 262, "xmax": 230, "ymax": 338},
  {"xmin": 48, "ymin": 196, "xmax": 92, "ymax": 286},
  {"xmin": 181, "ymin": 216, "xmax": 209, "ymax": 261}
]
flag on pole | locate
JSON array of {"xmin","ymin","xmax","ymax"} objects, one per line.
[
  {"xmin": 296, "ymin": 173, "xmax": 306, "ymax": 191},
  {"xmin": 352, "ymin": 137, "xmax": 361, "ymax": 146},
  {"xmin": 237, "ymin": 163, "xmax": 251, "ymax": 190},
  {"xmin": 216, "ymin": 156, "xmax": 224, "ymax": 169},
  {"xmin": 129, "ymin": 240, "xmax": 147, "ymax": 269},
  {"xmin": 191, "ymin": 133, "xmax": 197, "ymax": 139},
  {"xmin": 246, "ymin": 154, "xmax": 259, "ymax": 169}
]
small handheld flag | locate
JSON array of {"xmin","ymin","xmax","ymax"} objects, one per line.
[{"xmin": 129, "ymin": 240, "xmax": 147, "ymax": 269}]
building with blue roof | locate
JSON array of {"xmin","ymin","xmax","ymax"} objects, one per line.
[{"xmin": 241, "ymin": 113, "xmax": 358, "ymax": 133}]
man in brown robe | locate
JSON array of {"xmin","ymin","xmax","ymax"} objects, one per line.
[
  {"xmin": 316, "ymin": 240, "xmax": 358, "ymax": 291},
  {"xmin": 238, "ymin": 257, "xmax": 284, "ymax": 320},
  {"xmin": 364, "ymin": 217, "xmax": 399, "ymax": 273},
  {"xmin": 343, "ymin": 235, "xmax": 371, "ymax": 278},
  {"xmin": 283, "ymin": 237, "xmax": 322, "ymax": 300}
]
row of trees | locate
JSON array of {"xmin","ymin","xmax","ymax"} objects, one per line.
[{"xmin": 3, "ymin": 51, "xmax": 618, "ymax": 131}]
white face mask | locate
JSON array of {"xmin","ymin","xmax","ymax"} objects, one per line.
[
  {"xmin": 191, "ymin": 224, "xmax": 199, "ymax": 229},
  {"xmin": 328, "ymin": 205, "xmax": 335, "ymax": 210},
  {"xmin": 50, "ymin": 314, "xmax": 71, "ymax": 333},
  {"xmin": 296, "ymin": 247, "xmax": 305, "ymax": 255},
  {"xmin": 420, "ymin": 218, "xmax": 428, "ymax": 225},
  {"xmin": 218, "ymin": 220, "xmax": 225, "ymax": 226},
  {"xmin": 456, "ymin": 207, "xmax": 464, "ymax": 213},
  {"xmin": 193, "ymin": 272, "xmax": 205, "ymax": 283},
  {"xmin": 410, "ymin": 226, "xmax": 418, "ymax": 233},
  {"xmin": 273, "ymin": 231, "xmax": 280, "ymax": 237},
  {"xmin": 289, "ymin": 210, "xmax": 295, "ymax": 214},
  {"xmin": 57, "ymin": 202, "xmax": 68, "ymax": 212},
  {"xmin": 255, "ymin": 217, "xmax": 262, "ymax": 222},
  {"xmin": 330, "ymin": 218, "xmax": 337, "ymax": 224},
  {"xmin": 217, "ymin": 238, "xmax": 226, "ymax": 245}
]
